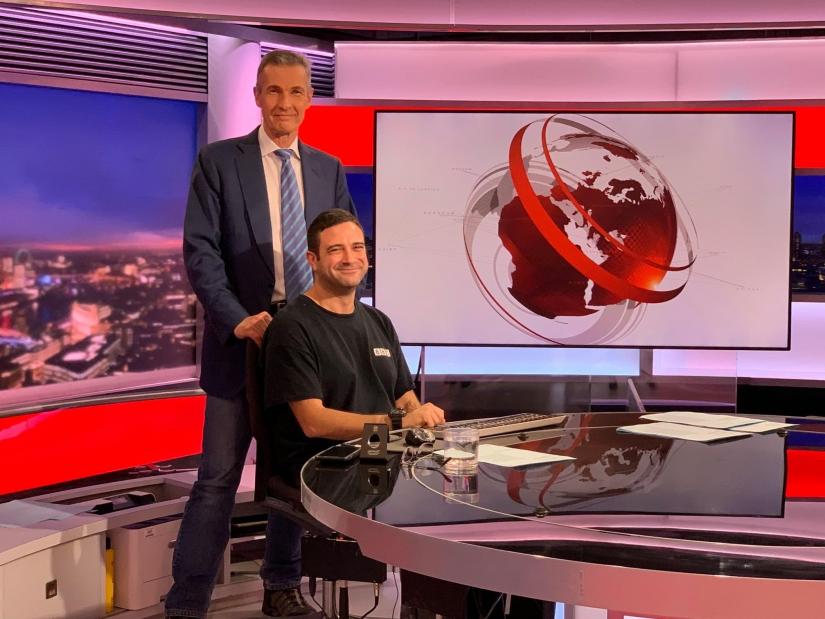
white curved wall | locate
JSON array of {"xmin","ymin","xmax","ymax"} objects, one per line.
[
  {"xmin": 336, "ymin": 39, "xmax": 825, "ymax": 102},
  {"xmin": 9, "ymin": 0, "xmax": 825, "ymax": 29}
]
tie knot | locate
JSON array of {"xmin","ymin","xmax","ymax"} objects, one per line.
[{"xmin": 275, "ymin": 149, "xmax": 292, "ymax": 162}]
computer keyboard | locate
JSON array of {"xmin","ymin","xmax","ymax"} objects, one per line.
[{"xmin": 434, "ymin": 413, "xmax": 567, "ymax": 439}]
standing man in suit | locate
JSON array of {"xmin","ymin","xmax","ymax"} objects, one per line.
[{"xmin": 165, "ymin": 50, "xmax": 354, "ymax": 619}]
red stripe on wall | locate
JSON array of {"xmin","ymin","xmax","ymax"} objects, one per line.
[
  {"xmin": 303, "ymin": 104, "xmax": 825, "ymax": 169},
  {"xmin": 793, "ymin": 106, "xmax": 825, "ymax": 169},
  {"xmin": 1, "ymin": 395, "xmax": 822, "ymax": 500},
  {"xmin": 303, "ymin": 106, "xmax": 378, "ymax": 167},
  {"xmin": 0, "ymin": 396, "xmax": 205, "ymax": 496},
  {"xmin": 786, "ymin": 448, "xmax": 825, "ymax": 499}
]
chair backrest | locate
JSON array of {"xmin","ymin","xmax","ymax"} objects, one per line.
[{"xmin": 246, "ymin": 338, "xmax": 336, "ymax": 536}]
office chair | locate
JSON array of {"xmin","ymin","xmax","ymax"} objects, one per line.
[{"xmin": 245, "ymin": 341, "xmax": 387, "ymax": 619}]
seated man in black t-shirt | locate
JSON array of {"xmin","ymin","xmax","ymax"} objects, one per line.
[
  {"xmin": 259, "ymin": 208, "xmax": 445, "ymax": 615},
  {"xmin": 263, "ymin": 208, "xmax": 445, "ymax": 481}
]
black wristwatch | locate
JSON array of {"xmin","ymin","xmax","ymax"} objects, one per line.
[{"xmin": 389, "ymin": 407, "xmax": 406, "ymax": 431}]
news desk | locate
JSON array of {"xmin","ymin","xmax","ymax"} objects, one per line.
[{"xmin": 301, "ymin": 412, "xmax": 825, "ymax": 619}]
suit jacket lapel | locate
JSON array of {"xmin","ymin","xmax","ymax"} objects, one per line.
[{"xmin": 236, "ymin": 129, "xmax": 275, "ymax": 279}]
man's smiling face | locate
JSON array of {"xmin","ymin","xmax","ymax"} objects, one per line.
[
  {"xmin": 308, "ymin": 222, "xmax": 368, "ymax": 294},
  {"xmin": 254, "ymin": 63, "xmax": 312, "ymax": 144}
]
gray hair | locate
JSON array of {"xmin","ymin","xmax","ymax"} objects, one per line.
[{"xmin": 256, "ymin": 50, "xmax": 312, "ymax": 87}]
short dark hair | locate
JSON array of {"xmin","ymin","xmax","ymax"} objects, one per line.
[
  {"xmin": 256, "ymin": 50, "xmax": 312, "ymax": 88},
  {"xmin": 307, "ymin": 209, "xmax": 362, "ymax": 254}
]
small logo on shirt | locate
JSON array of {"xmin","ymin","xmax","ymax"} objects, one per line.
[{"xmin": 373, "ymin": 347, "xmax": 391, "ymax": 358}]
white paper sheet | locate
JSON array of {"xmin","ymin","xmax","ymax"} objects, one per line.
[
  {"xmin": 477, "ymin": 444, "xmax": 575, "ymax": 467},
  {"xmin": 618, "ymin": 422, "xmax": 750, "ymax": 443},
  {"xmin": 641, "ymin": 411, "xmax": 766, "ymax": 429},
  {"xmin": 733, "ymin": 421, "xmax": 797, "ymax": 434}
]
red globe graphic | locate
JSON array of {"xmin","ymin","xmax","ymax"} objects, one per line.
[
  {"xmin": 503, "ymin": 414, "xmax": 672, "ymax": 510},
  {"xmin": 463, "ymin": 114, "xmax": 696, "ymax": 344}
]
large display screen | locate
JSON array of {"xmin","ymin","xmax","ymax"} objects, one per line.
[
  {"xmin": 0, "ymin": 82, "xmax": 200, "ymax": 410},
  {"xmin": 375, "ymin": 112, "xmax": 793, "ymax": 349}
]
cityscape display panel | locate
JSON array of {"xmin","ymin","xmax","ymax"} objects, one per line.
[
  {"xmin": 375, "ymin": 112, "xmax": 793, "ymax": 348},
  {"xmin": 0, "ymin": 82, "xmax": 199, "ymax": 408},
  {"xmin": 791, "ymin": 174, "xmax": 825, "ymax": 294},
  {"xmin": 346, "ymin": 171, "xmax": 376, "ymax": 296}
]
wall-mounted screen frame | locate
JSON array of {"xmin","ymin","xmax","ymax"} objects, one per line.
[{"xmin": 0, "ymin": 81, "xmax": 202, "ymax": 413}]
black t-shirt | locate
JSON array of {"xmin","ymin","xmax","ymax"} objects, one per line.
[{"xmin": 262, "ymin": 295, "xmax": 414, "ymax": 482}]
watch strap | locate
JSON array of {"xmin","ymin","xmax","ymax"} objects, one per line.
[{"xmin": 389, "ymin": 407, "xmax": 406, "ymax": 431}]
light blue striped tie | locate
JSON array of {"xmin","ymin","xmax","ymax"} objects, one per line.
[{"xmin": 275, "ymin": 149, "xmax": 313, "ymax": 299}]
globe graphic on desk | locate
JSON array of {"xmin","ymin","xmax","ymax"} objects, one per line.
[
  {"xmin": 463, "ymin": 114, "xmax": 697, "ymax": 344},
  {"xmin": 505, "ymin": 414, "xmax": 673, "ymax": 511}
]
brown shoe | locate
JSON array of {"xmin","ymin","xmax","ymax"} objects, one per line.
[{"xmin": 261, "ymin": 586, "xmax": 318, "ymax": 617}]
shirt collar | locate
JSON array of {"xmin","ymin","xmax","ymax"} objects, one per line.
[{"xmin": 258, "ymin": 125, "xmax": 300, "ymax": 161}]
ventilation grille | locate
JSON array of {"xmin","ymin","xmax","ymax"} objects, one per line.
[
  {"xmin": 260, "ymin": 43, "xmax": 335, "ymax": 98},
  {"xmin": 0, "ymin": 6, "xmax": 207, "ymax": 96}
]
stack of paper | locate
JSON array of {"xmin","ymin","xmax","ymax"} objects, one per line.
[
  {"xmin": 618, "ymin": 421, "xmax": 750, "ymax": 443},
  {"xmin": 617, "ymin": 411, "xmax": 796, "ymax": 443},
  {"xmin": 641, "ymin": 411, "xmax": 796, "ymax": 433}
]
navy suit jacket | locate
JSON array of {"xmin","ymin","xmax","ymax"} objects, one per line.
[{"xmin": 183, "ymin": 128, "xmax": 355, "ymax": 397}]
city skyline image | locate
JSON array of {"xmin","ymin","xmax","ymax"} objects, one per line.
[
  {"xmin": 791, "ymin": 174, "xmax": 825, "ymax": 293},
  {"xmin": 793, "ymin": 175, "xmax": 825, "ymax": 243},
  {"xmin": 0, "ymin": 82, "xmax": 200, "ymax": 394}
]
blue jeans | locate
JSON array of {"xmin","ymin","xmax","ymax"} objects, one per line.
[{"xmin": 164, "ymin": 394, "xmax": 302, "ymax": 618}]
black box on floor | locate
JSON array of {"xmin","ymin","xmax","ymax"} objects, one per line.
[
  {"xmin": 400, "ymin": 569, "xmax": 555, "ymax": 619},
  {"xmin": 301, "ymin": 536, "xmax": 386, "ymax": 583}
]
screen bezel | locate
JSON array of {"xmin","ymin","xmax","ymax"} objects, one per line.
[{"xmin": 373, "ymin": 109, "xmax": 795, "ymax": 351}]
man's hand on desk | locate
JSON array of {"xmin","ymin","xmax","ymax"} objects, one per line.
[
  {"xmin": 233, "ymin": 311, "xmax": 272, "ymax": 346},
  {"xmin": 404, "ymin": 403, "xmax": 445, "ymax": 428}
]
